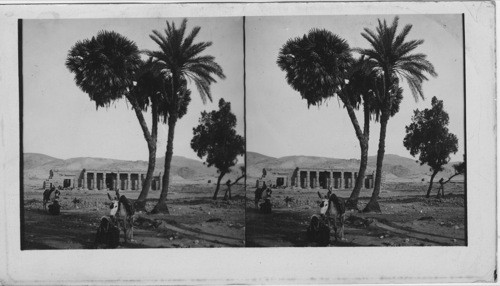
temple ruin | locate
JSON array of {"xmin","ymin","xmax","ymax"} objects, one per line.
[
  {"xmin": 256, "ymin": 167, "xmax": 374, "ymax": 190},
  {"xmin": 43, "ymin": 169, "xmax": 163, "ymax": 191}
]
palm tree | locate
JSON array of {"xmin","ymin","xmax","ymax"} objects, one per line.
[
  {"xmin": 131, "ymin": 59, "xmax": 166, "ymax": 210},
  {"xmin": 145, "ymin": 18, "xmax": 225, "ymax": 214},
  {"xmin": 357, "ymin": 17, "xmax": 437, "ymax": 212},
  {"xmin": 277, "ymin": 29, "xmax": 382, "ymax": 209},
  {"xmin": 66, "ymin": 31, "xmax": 160, "ymax": 211}
]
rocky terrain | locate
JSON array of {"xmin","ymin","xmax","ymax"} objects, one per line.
[
  {"xmin": 23, "ymin": 184, "xmax": 245, "ymax": 249},
  {"xmin": 246, "ymin": 182, "xmax": 466, "ymax": 247}
]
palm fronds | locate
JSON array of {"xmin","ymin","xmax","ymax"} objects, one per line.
[{"xmin": 66, "ymin": 31, "xmax": 141, "ymax": 109}]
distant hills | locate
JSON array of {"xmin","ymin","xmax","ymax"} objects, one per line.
[
  {"xmin": 23, "ymin": 152, "xmax": 463, "ymax": 187},
  {"xmin": 23, "ymin": 153, "xmax": 243, "ymax": 187},
  {"xmin": 247, "ymin": 151, "xmax": 463, "ymax": 183}
]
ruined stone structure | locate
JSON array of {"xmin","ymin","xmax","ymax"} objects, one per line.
[
  {"xmin": 43, "ymin": 169, "xmax": 163, "ymax": 191},
  {"xmin": 256, "ymin": 167, "xmax": 374, "ymax": 190}
]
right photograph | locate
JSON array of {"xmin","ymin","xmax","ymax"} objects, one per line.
[{"xmin": 245, "ymin": 14, "xmax": 466, "ymax": 247}]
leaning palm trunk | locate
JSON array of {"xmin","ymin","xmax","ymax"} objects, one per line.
[
  {"xmin": 127, "ymin": 96, "xmax": 158, "ymax": 212},
  {"xmin": 363, "ymin": 109, "xmax": 389, "ymax": 213},
  {"xmin": 135, "ymin": 142, "xmax": 156, "ymax": 210},
  {"xmin": 344, "ymin": 102, "xmax": 370, "ymax": 209},
  {"xmin": 348, "ymin": 140, "xmax": 369, "ymax": 206},
  {"xmin": 152, "ymin": 117, "xmax": 177, "ymax": 214}
]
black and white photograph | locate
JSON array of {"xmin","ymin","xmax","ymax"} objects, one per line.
[
  {"xmin": 246, "ymin": 14, "xmax": 467, "ymax": 247},
  {"xmin": 0, "ymin": 1, "xmax": 496, "ymax": 285},
  {"xmin": 21, "ymin": 17, "xmax": 246, "ymax": 249}
]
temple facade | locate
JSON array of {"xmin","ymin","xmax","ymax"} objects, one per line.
[
  {"xmin": 256, "ymin": 167, "xmax": 374, "ymax": 190},
  {"xmin": 43, "ymin": 169, "xmax": 163, "ymax": 191}
]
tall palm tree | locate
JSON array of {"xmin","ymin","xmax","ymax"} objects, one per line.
[
  {"xmin": 66, "ymin": 31, "xmax": 160, "ymax": 211},
  {"xmin": 357, "ymin": 17, "xmax": 437, "ymax": 212},
  {"xmin": 278, "ymin": 29, "xmax": 383, "ymax": 209},
  {"xmin": 145, "ymin": 18, "xmax": 225, "ymax": 214}
]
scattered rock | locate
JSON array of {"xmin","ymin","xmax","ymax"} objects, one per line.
[
  {"xmin": 169, "ymin": 237, "xmax": 173, "ymax": 241},
  {"xmin": 418, "ymin": 216, "xmax": 434, "ymax": 221},
  {"xmin": 194, "ymin": 240, "xmax": 199, "ymax": 245},
  {"xmin": 206, "ymin": 218, "xmax": 222, "ymax": 223},
  {"xmin": 155, "ymin": 221, "xmax": 173, "ymax": 230}
]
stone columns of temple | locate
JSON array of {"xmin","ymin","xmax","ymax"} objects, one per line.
[
  {"xmin": 159, "ymin": 173, "xmax": 162, "ymax": 190},
  {"xmin": 305, "ymin": 171, "xmax": 310, "ymax": 189},
  {"xmin": 316, "ymin": 171, "xmax": 320, "ymax": 189},
  {"xmin": 116, "ymin": 172, "xmax": 121, "ymax": 190},
  {"xmin": 103, "ymin": 172, "xmax": 107, "ymax": 190},
  {"xmin": 340, "ymin": 172, "xmax": 344, "ymax": 189},
  {"xmin": 93, "ymin": 172, "xmax": 97, "ymax": 189},
  {"xmin": 83, "ymin": 172, "xmax": 87, "ymax": 189},
  {"xmin": 138, "ymin": 174, "xmax": 142, "ymax": 191},
  {"xmin": 125, "ymin": 173, "xmax": 130, "ymax": 190}
]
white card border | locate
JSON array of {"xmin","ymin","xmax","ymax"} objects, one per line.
[{"xmin": 0, "ymin": 1, "xmax": 496, "ymax": 285}]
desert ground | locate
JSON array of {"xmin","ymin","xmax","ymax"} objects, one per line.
[
  {"xmin": 246, "ymin": 181, "xmax": 465, "ymax": 247},
  {"xmin": 23, "ymin": 183, "xmax": 245, "ymax": 249}
]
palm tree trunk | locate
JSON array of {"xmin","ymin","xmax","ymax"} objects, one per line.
[
  {"xmin": 348, "ymin": 140, "xmax": 368, "ymax": 206},
  {"xmin": 426, "ymin": 169, "xmax": 439, "ymax": 198},
  {"xmin": 344, "ymin": 102, "xmax": 370, "ymax": 210},
  {"xmin": 126, "ymin": 96, "xmax": 157, "ymax": 212},
  {"xmin": 213, "ymin": 172, "xmax": 226, "ymax": 200},
  {"xmin": 135, "ymin": 105, "xmax": 158, "ymax": 212},
  {"xmin": 152, "ymin": 116, "xmax": 177, "ymax": 214},
  {"xmin": 363, "ymin": 110, "xmax": 390, "ymax": 213},
  {"xmin": 135, "ymin": 142, "xmax": 156, "ymax": 211}
]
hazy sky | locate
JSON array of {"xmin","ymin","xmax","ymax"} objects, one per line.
[
  {"xmin": 23, "ymin": 14, "xmax": 464, "ymax": 163},
  {"xmin": 246, "ymin": 14, "xmax": 464, "ymax": 161},
  {"xmin": 23, "ymin": 17, "xmax": 244, "ymax": 162}
]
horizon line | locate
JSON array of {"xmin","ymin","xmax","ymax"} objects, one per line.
[
  {"xmin": 247, "ymin": 150, "xmax": 463, "ymax": 163},
  {"xmin": 23, "ymin": 151, "xmax": 204, "ymax": 163}
]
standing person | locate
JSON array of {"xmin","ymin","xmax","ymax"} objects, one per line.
[
  {"xmin": 260, "ymin": 185, "xmax": 273, "ymax": 214},
  {"xmin": 437, "ymin": 178, "xmax": 445, "ymax": 198},
  {"xmin": 223, "ymin": 180, "xmax": 232, "ymax": 201},
  {"xmin": 254, "ymin": 182, "xmax": 266, "ymax": 208}
]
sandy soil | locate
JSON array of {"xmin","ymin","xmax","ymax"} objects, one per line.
[
  {"xmin": 246, "ymin": 182, "xmax": 466, "ymax": 247},
  {"xmin": 22, "ymin": 183, "xmax": 245, "ymax": 249}
]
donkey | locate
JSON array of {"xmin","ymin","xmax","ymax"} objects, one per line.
[
  {"xmin": 107, "ymin": 189, "xmax": 135, "ymax": 243},
  {"xmin": 318, "ymin": 188, "xmax": 346, "ymax": 241},
  {"xmin": 43, "ymin": 186, "xmax": 60, "ymax": 212}
]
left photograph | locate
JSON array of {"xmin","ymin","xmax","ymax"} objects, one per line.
[{"xmin": 21, "ymin": 17, "xmax": 245, "ymax": 249}]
